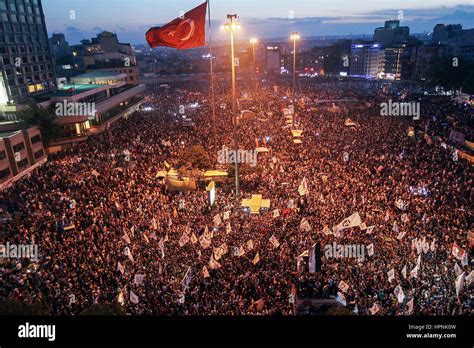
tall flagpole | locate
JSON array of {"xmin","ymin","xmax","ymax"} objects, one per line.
[{"xmin": 207, "ymin": 0, "xmax": 217, "ymax": 151}]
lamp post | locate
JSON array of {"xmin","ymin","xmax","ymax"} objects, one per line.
[
  {"xmin": 290, "ymin": 32, "xmax": 300, "ymax": 121},
  {"xmin": 222, "ymin": 14, "xmax": 241, "ymax": 199},
  {"xmin": 250, "ymin": 38, "xmax": 258, "ymax": 90}
]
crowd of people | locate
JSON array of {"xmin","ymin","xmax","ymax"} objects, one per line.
[{"xmin": 1, "ymin": 75, "xmax": 472, "ymax": 315}]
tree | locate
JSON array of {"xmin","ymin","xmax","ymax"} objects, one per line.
[
  {"xmin": 16, "ymin": 101, "xmax": 60, "ymax": 146},
  {"xmin": 177, "ymin": 145, "xmax": 213, "ymax": 172}
]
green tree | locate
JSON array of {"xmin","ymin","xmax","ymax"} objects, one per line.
[
  {"xmin": 178, "ymin": 145, "xmax": 213, "ymax": 172},
  {"xmin": 16, "ymin": 101, "xmax": 60, "ymax": 146}
]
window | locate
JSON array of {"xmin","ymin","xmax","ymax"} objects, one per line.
[
  {"xmin": 13, "ymin": 142, "xmax": 25, "ymax": 152},
  {"xmin": 0, "ymin": 167, "xmax": 11, "ymax": 180},
  {"xmin": 34, "ymin": 149, "xmax": 44, "ymax": 159},
  {"xmin": 31, "ymin": 134, "xmax": 41, "ymax": 144},
  {"xmin": 17, "ymin": 158, "xmax": 28, "ymax": 169}
]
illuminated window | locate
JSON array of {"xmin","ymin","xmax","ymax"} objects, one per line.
[
  {"xmin": 35, "ymin": 83, "xmax": 43, "ymax": 91},
  {"xmin": 28, "ymin": 84, "xmax": 35, "ymax": 93}
]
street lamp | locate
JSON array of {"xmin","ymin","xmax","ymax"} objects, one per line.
[
  {"xmin": 222, "ymin": 14, "xmax": 241, "ymax": 199},
  {"xmin": 290, "ymin": 32, "xmax": 300, "ymax": 121},
  {"xmin": 249, "ymin": 38, "xmax": 258, "ymax": 89}
]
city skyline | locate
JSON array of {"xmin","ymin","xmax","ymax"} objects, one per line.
[{"xmin": 42, "ymin": 0, "xmax": 474, "ymax": 45}]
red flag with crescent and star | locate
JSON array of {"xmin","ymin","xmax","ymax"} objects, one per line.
[{"xmin": 146, "ymin": 2, "xmax": 207, "ymax": 49}]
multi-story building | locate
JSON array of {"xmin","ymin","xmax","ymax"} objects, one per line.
[
  {"xmin": 265, "ymin": 45, "xmax": 281, "ymax": 74},
  {"xmin": 50, "ymin": 31, "xmax": 139, "ymax": 85},
  {"xmin": 0, "ymin": 0, "xmax": 56, "ymax": 107},
  {"xmin": 321, "ymin": 39, "xmax": 352, "ymax": 76},
  {"xmin": 432, "ymin": 24, "xmax": 474, "ymax": 61},
  {"xmin": 349, "ymin": 43, "xmax": 384, "ymax": 78},
  {"xmin": 374, "ymin": 20, "xmax": 410, "ymax": 47},
  {"xmin": 0, "ymin": 125, "xmax": 46, "ymax": 187}
]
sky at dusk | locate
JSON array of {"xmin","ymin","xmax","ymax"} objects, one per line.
[{"xmin": 42, "ymin": 0, "xmax": 474, "ymax": 45}]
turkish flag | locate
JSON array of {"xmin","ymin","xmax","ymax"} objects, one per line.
[{"xmin": 146, "ymin": 2, "xmax": 207, "ymax": 50}]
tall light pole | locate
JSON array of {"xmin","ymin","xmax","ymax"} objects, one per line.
[
  {"xmin": 290, "ymin": 32, "xmax": 300, "ymax": 121},
  {"xmin": 222, "ymin": 14, "xmax": 241, "ymax": 199},
  {"xmin": 250, "ymin": 38, "xmax": 258, "ymax": 91}
]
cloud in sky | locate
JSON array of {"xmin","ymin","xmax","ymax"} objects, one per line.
[{"xmin": 43, "ymin": 2, "xmax": 474, "ymax": 44}]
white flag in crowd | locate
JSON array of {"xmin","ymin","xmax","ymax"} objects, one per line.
[
  {"xmin": 158, "ymin": 237, "xmax": 165, "ymax": 258},
  {"xmin": 298, "ymin": 177, "xmax": 309, "ymax": 196},
  {"xmin": 401, "ymin": 265, "xmax": 407, "ymax": 279},
  {"xmin": 392, "ymin": 223, "xmax": 399, "ymax": 233},
  {"xmin": 466, "ymin": 271, "xmax": 474, "ymax": 286},
  {"xmin": 396, "ymin": 231, "xmax": 406, "ymax": 240},
  {"xmin": 247, "ymin": 239, "xmax": 254, "ymax": 251},
  {"xmin": 209, "ymin": 255, "xmax": 221, "ymax": 270},
  {"xmin": 199, "ymin": 233, "xmax": 212, "ymax": 249},
  {"xmin": 387, "ymin": 268, "xmax": 395, "ymax": 283},
  {"xmin": 336, "ymin": 292, "xmax": 347, "ymax": 306},
  {"xmin": 359, "ymin": 222, "xmax": 367, "ymax": 230},
  {"xmin": 191, "ymin": 233, "xmax": 198, "ymax": 244},
  {"xmin": 252, "ymin": 252, "xmax": 260, "ymax": 265},
  {"xmin": 122, "ymin": 232, "xmax": 131, "ymax": 244},
  {"xmin": 273, "ymin": 209, "xmax": 280, "ymax": 218},
  {"xmin": 369, "ymin": 303, "xmax": 380, "ymax": 315},
  {"xmin": 454, "ymin": 263, "xmax": 462, "ymax": 277},
  {"xmin": 202, "ymin": 266, "xmax": 210, "ymax": 278},
  {"xmin": 367, "ymin": 244, "xmax": 374, "ymax": 257},
  {"xmin": 179, "ymin": 232, "xmax": 190, "ymax": 247},
  {"xmin": 214, "ymin": 246, "xmax": 225, "ymax": 261},
  {"xmin": 269, "ymin": 235, "xmax": 280, "ymax": 249},
  {"xmin": 130, "ymin": 290, "xmax": 139, "ymax": 304},
  {"xmin": 452, "ymin": 242, "xmax": 466, "ymax": 261},
  {"xmin": 394, "ymin": 285, "xmax": 405, "ymax": 303},
  {"xmin": 299, "ymin": 218, "xmax": 311, "ymax": 232},
  {"xmin": 455, "ymin": 272, "xmax": 465, "ymax": 297},
  {"xmin": 181, "ymin": 266, "xmax": 192, "ymax": 290},
  {"xmin": 234, "ymin": 246, "xmax": 245, "ymax": 257},
  {"xmin": 213, "ymin": 214, "xmax": 222, "ymax": 227},
  {"xmin": 366, "ymin": 225, "xmax": 375, "ymax": 234},
  {"xmin": 338, "ymin": 280, "xmax": 349, "ymax": 293},
  {"xmin": 395, "ymin": 198, "xmax": 409, "ymax": 211},
  {"xmin": 151, "ymin": 218, "xmax": 158, "ymax": 230},
  {"xmin": 337, "ymin": 212, "xmax": 362, "ymax": 231},
  {"xmin": 179, "ymin": 199, "xmax": 185, "ymax": 210},
  {"xmin": 223, "ymin": 211, "xmax": 230, "ymax": 220},
  {"xmin": 134, "ymin": 274, "xmax": 145, "ymax": 285},
  {"xmin": 117, "ymin": 262, "xmax": 125, "ymax": 275},
  {"xmin": 401, "ymin": 213, "xmax": 409, "ymax": 223},
  {"xmin": 226, "ymin": 223, "xmax": 232, "ymax": 234}
]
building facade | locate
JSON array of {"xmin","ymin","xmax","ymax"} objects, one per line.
[
  {"xmin": 349, "ymin": 44, "xmax": 384, "ymax": 78},
  {"xmin": 0, "ymin": 0, "xmax": 56, "ymax": 105},
  {"xmin": 0, "ymin": 125, "xmax": 46, "ymax": 186}
]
